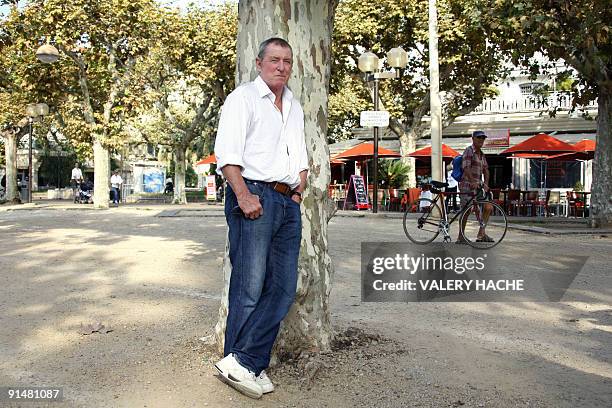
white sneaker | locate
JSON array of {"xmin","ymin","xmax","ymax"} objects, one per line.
[
  {"xmin": 255, "ymin": 370, "xmax": 274, "ymax": 394},
  {"xmin": 214, "ymin": 354, "xmax": 263, "ymax": 399}
]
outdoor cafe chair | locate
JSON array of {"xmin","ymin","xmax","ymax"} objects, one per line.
[
  {"xmin": 521, "ymin": 191, "xmax": 539, "ymax": 216},
  {"xmin": 387, "ymin": 189, "xmax": 401, "ymax": 212},
  {"xmin": 568, "ymin": 191, "xmax": 586, "ymax": 217},
  {"xmin": 490, "ymin": 188, "xmax": 504, "ymax": 207},
  {"xmin": 544, "ymin": 191, "xmax": 563, "ymax": 216},
  {"xmin": 505, "ymin": 189, "xmax": 521, "ymax": 216}
]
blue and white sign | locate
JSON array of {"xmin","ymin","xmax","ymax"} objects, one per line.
[{"xmin": 143, "ymin": 168, "xmax": 164, "ymax": 193}]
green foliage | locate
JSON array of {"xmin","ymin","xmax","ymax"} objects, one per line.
[
  {"xmin": 1, "ymin": 0, "xmax": 166, "ymax": 159},
  {"xmin": 37, "ymin": 154, "xmax": 76, "ymax": 188},
  {"xmin": 185, "ymin": 165, "xmax": 197, "ymax": 187},
  {"xmin": 483, "ymin": 0, "xmax": 611, "ymax": 105},
  {"xmin": 573, "ymin": 181, "xmax": 584, "ymax": 192},
  {"xmin": 1, "ymin": 0, "xmax": 236, "ymax": 175},
  {"xmin": 330, "ymin": 0, "xmax": 507, "ymax": 142},
  {"xmin": 378, "ymin": 159, "xmax": 410, "ymax": 188},
  {"xmin": 128, "ymin": 3, "xmax": 237, "ymax": 169}
]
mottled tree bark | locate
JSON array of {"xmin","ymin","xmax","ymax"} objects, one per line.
[
  {"xmin": 92, "ymin": 138, "xmax": 110, "ymax": 209},
  {"xmin": 215, "ymin": 0, "xmax": 339, "ymax": 359},
  {"xmin": 2, "ymin": 130, "xmax": 20, "ymax": 203},
  {"xmin": 589, "ymin": 88, "xmax": 612, "ymax": 228},
  {"xmin": 393, "ymin": 123, "xmax": 418, "ymax": 188},
  {"xmin": 173, "ymin": 146, "xmax": 187, "ymax": 204}
]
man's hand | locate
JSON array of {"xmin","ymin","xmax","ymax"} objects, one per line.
[{"xmin": 237, "ymin": 191, "xmax": 263, "ymax": 219}]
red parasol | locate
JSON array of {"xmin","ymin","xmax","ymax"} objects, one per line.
[
  {"xmin": 506, "ymin": 152, "xmax": 555, "ymax": 159},
  {"xmin": 501, "ymin": 134, "xmax": 577, "ymax": 189},
  {"xmin": 333, "ymin": 142, "xmax": 401, "ymax": 161},
  {"xmin": 546, "ymin": 139, "xmax": 595, "ymax": 161},
  {"xmin": 196, "ymin": 154, "xmax": 217, "ymax": 165},
  {"xmin": 408, "ymin": 144, "xmax": 460, "ymax": 160},
  {"xmin": 500, "ymin": 133, "xmax": 576, "ymax": 156}
]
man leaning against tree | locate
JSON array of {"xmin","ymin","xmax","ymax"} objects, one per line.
[{"xmin": 213, "ymin": 37, "xmax": 308, "ymax": 399}]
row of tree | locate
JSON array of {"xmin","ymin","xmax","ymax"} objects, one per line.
[
  {"xmin": 0, "ymin": 0, "xmax": 236, "ymax": 206},
  {"xmin": 1, "ymin": 0, "xmax": 609, "ymax": 222}
]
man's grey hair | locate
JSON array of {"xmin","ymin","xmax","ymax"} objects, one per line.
[{"xmin": 257, "ymin": 37, "xmax": 293, "ymax": 60}]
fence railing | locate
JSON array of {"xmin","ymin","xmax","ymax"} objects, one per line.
[{"xmin": 471, "ymin": 92, "xmax": 597, "ymax": 114}]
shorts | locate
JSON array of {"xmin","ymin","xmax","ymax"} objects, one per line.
[{"xmin": 459, "ymin": 185, "xmax": 473, "ymax": 207}]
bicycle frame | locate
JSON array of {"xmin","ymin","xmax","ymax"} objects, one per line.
[
  {"xmin": 425, "ymin": 189, "xmax": 482, "ymax": 242},
  {"xmin": 405, "ymin": 183, "xmax": 507, "ymax": 248},
  {"xmin": 431, "ymin": 189, "xmax": 476, "ymax": 226}
]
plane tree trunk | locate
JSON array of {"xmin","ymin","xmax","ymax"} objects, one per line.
[{"xmin": 214, "ymin": 0, "xmax": 339, "ymax": 360}]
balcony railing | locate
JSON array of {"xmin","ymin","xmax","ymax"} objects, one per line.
[{"xmin": 471, "ymin": 92, "xmax": 598, "ymax": 115}]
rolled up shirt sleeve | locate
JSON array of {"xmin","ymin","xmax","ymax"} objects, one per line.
[
  {"xmin": 298, "ymin": 125, "xmax": 309, "ymax": 173},
  {"xmin": 214, "ymin": 90, "xmax": 251, "ymax": 175}
]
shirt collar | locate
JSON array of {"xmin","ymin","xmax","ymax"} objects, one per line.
[{"xmin": 254, "ymin": 75, "xmax": 293, "ymax": 101}]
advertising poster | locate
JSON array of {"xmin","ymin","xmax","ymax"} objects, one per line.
[
  {"xmin": 142, "ymin": 168, "xmax": 164, "ymax": 193},
  {"xmin": 206, "ymin": 175, "xmax": 216, "ymax": 201}
]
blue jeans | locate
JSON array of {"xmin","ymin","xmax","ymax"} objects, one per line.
[
  {"xmin": 223, "ymin": 180, "xmax": 302, "ymax": 375},
  {"xmin": 111, "ymin": 187, "xmax": 119, "ymax": 203}
]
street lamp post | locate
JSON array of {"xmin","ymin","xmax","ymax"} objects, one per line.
[
  {"xmin": 25, "ymin": 103, "xmax": 49, "ymax": 203},
  {"xmin": 358, "ymin": 47, "xmax": 408, "ymax": 213}
]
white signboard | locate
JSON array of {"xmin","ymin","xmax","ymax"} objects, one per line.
[
  {"xmin": 483, "ymin": 129, "xmax": 510, "ymax": 147},
  {"xmin": 206, "ymin": 175, "xmax": 217, "ymax": 201},
  {"xmin": 360, "ymin": 110, "xmax": 390, "ymax": 127}
]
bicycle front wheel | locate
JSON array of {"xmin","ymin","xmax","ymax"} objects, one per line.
[
  {"xmin": 403, "ymin": 198, "xmax": 443, "ymax": 244},
  {"xmin": 459, "ymin": 200, "xmax": 507, "ymax": 249}
]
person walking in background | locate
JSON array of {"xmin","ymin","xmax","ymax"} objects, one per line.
[
  {"xmin": 164, "ymin": 176, "xmax": 173, "ymax": 195},
  {"xmin": 110, "ymin": 170, "xmax": 123, "ymax": 206},
  {"xmin": 445, "ymin": 163, "xmax": 459, "ymax": 213},
  {"xmin": 213, "ymin": 37, "xmax": 308, "ymax": 399},
  {"xmin": 457, "ymin": 130, "xmax": 493, "ymax": 244},
  {"xmin": 70, "ymin": 163, "xmax": 83, "ymax": 203}
]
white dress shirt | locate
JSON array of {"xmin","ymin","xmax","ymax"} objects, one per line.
[
  {"xmin": 110, "ymin": 174, "xmax": 123, "ymax": 188},
  {"xmin": 71, "ymin": 168, "xmax": 83, "ymax": 180},
  {"xmin": 214, "ymin": 76, "xmax": 308, "ymax": 189}
]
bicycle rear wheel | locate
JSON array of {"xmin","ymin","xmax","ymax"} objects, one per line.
[
  {"xmin": 459, "ymin": 200, "xmax": 507, "ymax": 249},
  {"xmin": 403, "ymin": 198, "xmax": 443, "ymax": 244}
]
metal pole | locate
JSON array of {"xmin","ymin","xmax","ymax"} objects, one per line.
[
  {"xmin": 429, "ymin": 0, "xmax": 443, "ymax": 182},
  {"xmin": 373, "ymin": 78, "xmax": 380, "ymax": 213},
  {"xmin": 28, "ymin": 118, "xmax": 33, "ymax": 203}
]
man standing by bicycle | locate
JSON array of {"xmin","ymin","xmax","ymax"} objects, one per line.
[{"xmin": 457, "ymin": 130, "xmax": 493, "ymax": 243}]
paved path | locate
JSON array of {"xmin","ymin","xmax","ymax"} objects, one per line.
[{"xmin": 0, "ymin": 205, "xmax": 610, "ymax": 407}]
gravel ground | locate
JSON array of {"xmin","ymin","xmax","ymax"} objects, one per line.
[{"xmin": 0, "ymin": 206, "xmax": 610, "ymax": 408}]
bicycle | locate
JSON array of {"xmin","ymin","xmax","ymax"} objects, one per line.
[{"xmin": 403, "ymin": 181, "xmax": 507, "ymax": 249}]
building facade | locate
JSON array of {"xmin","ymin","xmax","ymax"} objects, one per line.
[{"xmin": 330, "ymin": 63, "xmax": 597, "ymax": 192}]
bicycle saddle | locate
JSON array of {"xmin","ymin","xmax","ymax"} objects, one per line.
[{"xmin": 430, "ymin": 180, "xmax": 448, "ymax": 188}]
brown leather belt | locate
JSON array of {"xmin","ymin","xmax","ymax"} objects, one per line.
[
  {"xmin": 267, "ymin": 181, "xmax": 293, "ymax": 196},
  {"xmin": 246, "ymin": 179, "xmax": 293, "ymax": 196}
]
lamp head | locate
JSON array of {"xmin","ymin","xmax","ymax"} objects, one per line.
[
  {"xmin": 36, "ymin": 44, "xmax": 60, "ymax": 64},
  {"xmin": 25, "ymin": 103, "xmax": 49, "ymax": 118},
  {"xmin": 35, "ymin": 103, "xmax": 49, "ymax": 116},
  {"xmin": 25, "ymin": 104, "xmax": 38, "ymax": 118},
  {"xmin": 358, "ymin": 51, "xmax": 379, "ymax": 73},
  {"xmin": 386, "ymin": 47, "xmax": 408, "ymax": 69}
]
